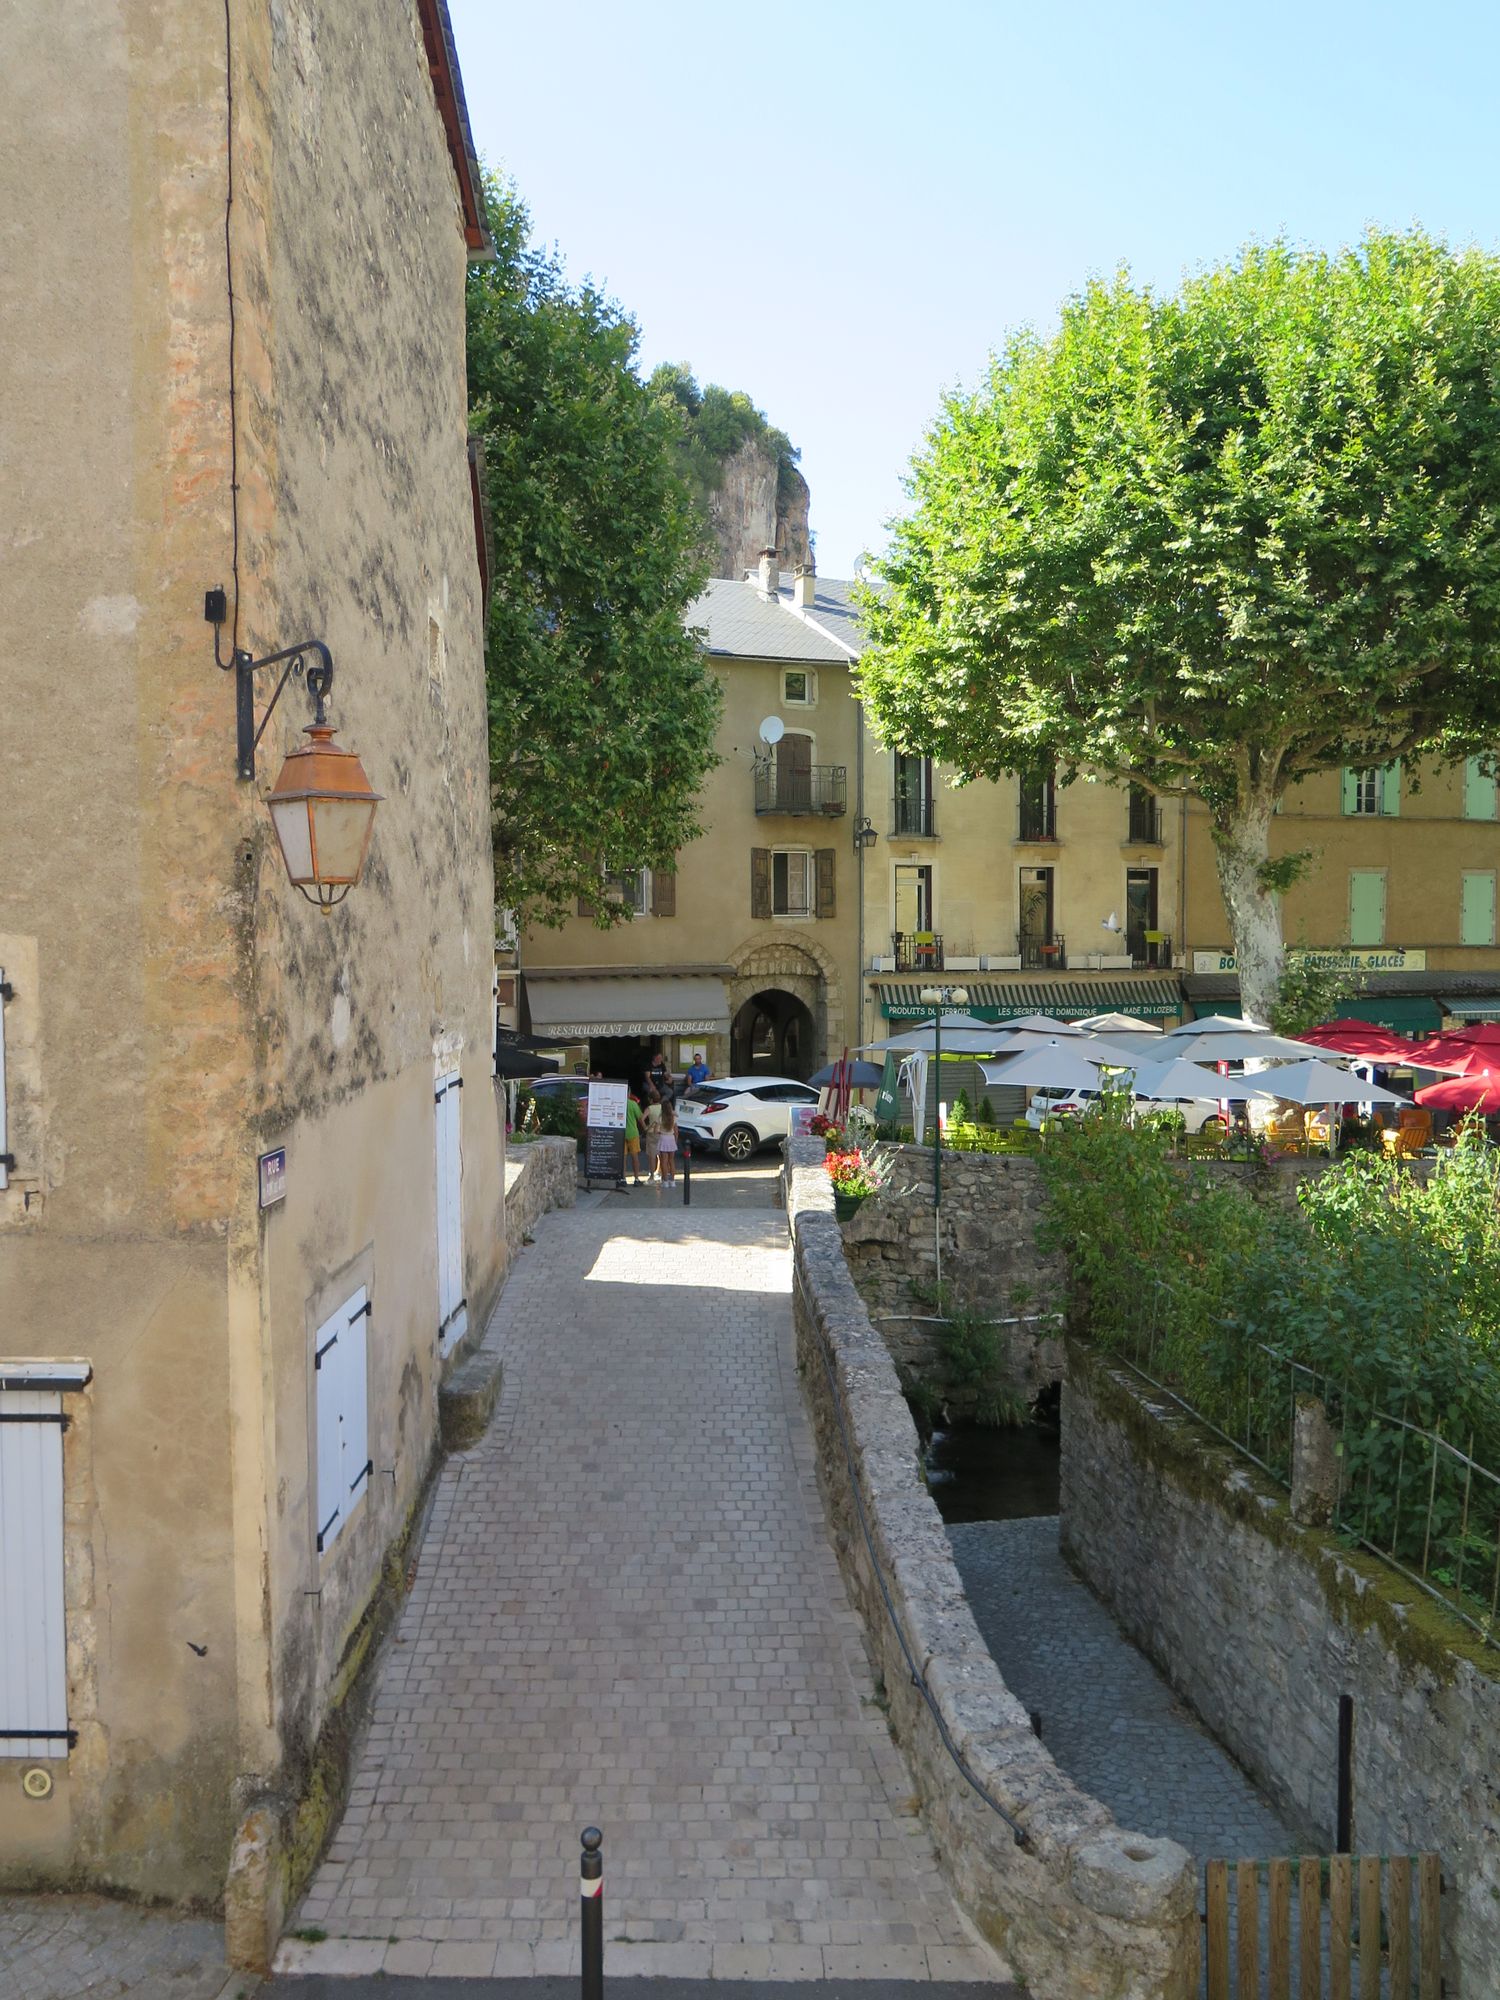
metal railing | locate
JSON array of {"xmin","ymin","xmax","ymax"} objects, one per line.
[
  {"xmin": 891, "ymin": 931, "xmax": 944, "ymax": 971},
  {"xmin": 893, "ymin": 792, "xmax": 937, "ymax": 836},
  {"xmin": 753, "ymin": 762, "xmax": 847, "ymax": 815},
  {"xmin": 1127, "ymin": 799, "xmax": 1163, "ymax": 844},
  {"xmin": 1018, "ymin": 793, "xmax": 1056, "ymax": 841},
  {"xmin": 1018, "ymin": 932, "xmax": 1066, "ymax": 970},
  {"xmin": 1127, "ymin": 929, "xmax": 1172, "ymax": 968}
]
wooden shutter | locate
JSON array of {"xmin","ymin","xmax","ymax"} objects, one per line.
[
  {"xmin": 577, "ymin": 892, "xmax": 595, "ymax": 918},
  {"xmin": 434, "ymin": 1074, "xmax": 467, "ymax": 1352},
  {"xmin": 1340, "ymin": 768, "xmax": 1359, "ymax": 816},
  {"xmin": 651, "ymin": 868, "xmax": 676, "ymax": 917},
  {"xmin": 0, "ymin": 1390, "xmax": 68, "ymax": 1757},
  {"xmin": 815, "ymin": 848, "xmax": 836, "ymax": 919},
  {"xmin": 1349, "ymin": 870, "xmax": 1386, "ymax": 946},
  {"xmin": 751, "ymin": 848, "xmax": 771, "ymax": 920},
  {"xmin": 0, "ymin": 967, "xmax": 8, "ymax": 1190},
  {"xmin": 1462, "ymin": 872, "xmax": 1496, "ymax": 946},
  {"xmin": 1466, "ymin": 757, "xmax": 1497, "ymax": 820},
  {"xmin": 1381, "ymin": 760, "xmax": 1401, "ymax": 815},
  {"xmin": 313, "ymin": 1305, "xmax": 344, "ymax": 1552},
  {"xmin": 342, "ymin": 1290, "xmax": 371, "ymax": 1510}
]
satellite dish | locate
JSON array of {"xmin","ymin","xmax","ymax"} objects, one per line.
[{"xmin": 758, "ymin": 716, "xmax": 785, "ymax": 746}]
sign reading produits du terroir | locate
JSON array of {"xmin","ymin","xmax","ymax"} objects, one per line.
[{"xmin": 1193, "ymin": 948, "xmax": 1427, "ymax": 975}]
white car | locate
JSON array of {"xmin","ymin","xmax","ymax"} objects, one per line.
[
  {"xmin": 676, "ymin": 1076, "xmax": 822, "ymax": 1163},
  {"xmin": 1024, "ymin": 1086, "xmax": 1225, "ymax": 1133}
]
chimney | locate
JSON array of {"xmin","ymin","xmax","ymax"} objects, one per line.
[
  {"xmin": 793, "ymin": 561, "xmax": 816, "ymax": 609},
  {"xmin": 756, "ymin": 546, "xmax": 780, "ymax": 599}
]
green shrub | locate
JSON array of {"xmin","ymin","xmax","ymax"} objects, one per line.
[
  {"xmin": 951, "ymin": 1088, "xmax": 971, "ymax": 1126},
  {"xmin": 978, "ymin": 1096, "xmax": 997, "ymax": 1126}
]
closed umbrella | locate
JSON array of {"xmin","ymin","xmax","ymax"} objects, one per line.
[
  {"xmin": 1416, "ymin": 1068, "xmax": 1500, "ymax": 1113},
  {"xmin": 1246, "ymin": 1060, "xmax": 1409, "ymax": 1108}
]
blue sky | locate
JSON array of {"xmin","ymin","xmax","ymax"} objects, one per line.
[{"xmin": 447, "ymin": 1, "xmax": 1500, "ymax": 578}]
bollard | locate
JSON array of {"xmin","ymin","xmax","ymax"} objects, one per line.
[
  {"xmin": 682, "ymin": 1136, "xmax": 691, "ymax": 1207},
  {"xmin": 580, "ymin": 1826, "xmax": 603, "ymax": 2000},
  {"xmin": 1336, "ymin": 1695, "xmax": 1353, "ymax": 1851}
]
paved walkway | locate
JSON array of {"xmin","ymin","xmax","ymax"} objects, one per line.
[
  {"xmin": 0, "ymin": 1896, "xmax": 243, "ymax": 2000},
  {"xmin": 282, "ymin": 1182, "xmax": 1007, "ymax": 1984},
  {"xmin": 949, "ymin": 1516, "xmax": 1302, "ymax": 1861}
]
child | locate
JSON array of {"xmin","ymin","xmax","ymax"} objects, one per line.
[
  {"xmin": 642, "ymin": 1090, "xmax": 663, "ymax": 1181},
  {"xmin": 656, "ymin": 1099, "xmax": 679, "ymax": 1185},
  {"xmin": 623, "ymin": 1090, "xmax": 644, "ymax": 1185}
]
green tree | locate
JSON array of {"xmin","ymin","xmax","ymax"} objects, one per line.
[
  {"xmin": 467, "ymin": 182, "xmax": 721, "ymax": 927},
  {"xmin": 857, "ymin": 232, "xmax": 1500, "ymax": 1022},
  {"xmin": 649, "ymin": 363, "xmax": 802, "ymax": 523}
]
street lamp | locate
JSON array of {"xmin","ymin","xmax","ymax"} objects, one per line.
[{"xmin": 919, "ymin": 984, "xmax": 970, "ymax": 1213}]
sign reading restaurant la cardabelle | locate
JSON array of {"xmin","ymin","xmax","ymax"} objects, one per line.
[{"xmin": 1191, "ymin": 948, "xmax": 1428, "ymax": 974}]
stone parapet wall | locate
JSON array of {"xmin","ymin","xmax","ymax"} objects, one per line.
[
  {"xmin": 840, "ymin": 1146, "xmax": 1067, "ymax": 1406},
  {"xmin": 1062, "ymin": 1347, "xmax": 1500, "ymax": 1997},
  {"xmin": 784, "ymin": 1136, "xmax": 1197, "ymax": 2000},
  {"xmin": 504, "ymin": 1132, "xmax": 577, "ymax": 1270}
]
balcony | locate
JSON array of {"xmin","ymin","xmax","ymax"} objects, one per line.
[
  {"xmin": 1017, "ymin": 795, "xmax": 1057, "ymax": 841},
  {"xmin": 1128, "ymin": 930, "xmax": 1173, "ymax": 969},
  {"xmin": 893, "ymin": 794, "xmax": 937, "ymax": 837},
  {"xmin": 754, "ymin": 763, "xmax": 847, "ymax": 816},
  {"xmin": 892, "ymin": 931, "xmax": 945, "ymax": 972},
  {"xmin": 1018, "ymin": 932, "xmax": 1067, "ymax": 971},
  {"xmin": 1127, "ymin": 799, "xmax": 1163, "ymax": 844}
]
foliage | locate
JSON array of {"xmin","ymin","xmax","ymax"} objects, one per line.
[
  {"xmin": 467, "ymin": 179, "xmax": 722, "ymax": 928},
  {"xmin": 808, "ymin": 1112, "xmax": 844, "ymax": 1139},
  {"xmin": 846, "ymin": 1104, "xmax": 878, "ymax": 1142},
  {"xmin": 858, "ymin": 230, "xmax": 1500, "ymax": 1012},
  {"xmin": 977, "ymin": 1096, "xmax": 997, "ymax": 1127},
  {"xmin": 649, "ymin": 362, "xmax": 803, "ymax": 520},
  {"xmin": 518, "ymin": 1087, "xmax": 581, "ymax": 1142},
  {"xmin": 950, "ymin": 1088, "xmax": 971, "ymax": 1126},
  {"xmin": 1269, "ymin": 950, "xmax": 1367, "ymax": 1036},
  {"xmin": 825, "ymin": 1147, "xmax": 877, "ymax": 1197},
  {"xmin": 945, "ymin": 1120, "xmax": 1038, "ymax": 1155}
]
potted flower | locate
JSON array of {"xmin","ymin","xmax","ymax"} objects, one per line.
[{"xmin": 826, "ymin": 1146, "xmax": 876, "ymax": 1220}]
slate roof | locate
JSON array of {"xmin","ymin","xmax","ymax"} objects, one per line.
[{"xmin": 687, "ymin": 575, "xmax": 866, "ymax": 664}]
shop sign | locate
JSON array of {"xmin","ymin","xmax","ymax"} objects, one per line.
[
  {"xmin": 258, "ymin": 1149, "xmax": 287, "ymax": 1209},
  {"xmin": 542, "ymin": 1016, "xmax": 724, "ymax": 1038},
  {"xmin": 1192, "ymin": 948, "xmax": 1427, "ymax": 975}
]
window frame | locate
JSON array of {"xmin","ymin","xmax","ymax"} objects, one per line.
[
  {"xmin": 771, "ymin": 847, "xmax": 814, "ymax": 919},
  {"xmin": 601, "ymin": 865, "xmax": 650, "ymax": 917},
  {"xmin": 782, "ymin": 668, "xmax": 817, "ymax": 708}
]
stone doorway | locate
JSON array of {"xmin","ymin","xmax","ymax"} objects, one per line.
[{"xmin": 731, "ymin": 989, "xmax": 815, "ymax": 1079}]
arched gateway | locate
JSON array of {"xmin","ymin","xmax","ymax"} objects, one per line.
[{"xmin": 724, "ymin": 932, "xmax": 846, "ymax": 1079}]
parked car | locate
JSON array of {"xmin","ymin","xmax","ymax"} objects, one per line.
[
  {"xmin": 529, "ymin": 1074, "xmax": 590, "ymax": 1106},
  {"xmin": 676, "ymin": 1076, "xmax": 821, "ymax": 1163},
  {"xmin": 1024, "ymin": 1086, "xmax": 1224, "ymax": 1133}
]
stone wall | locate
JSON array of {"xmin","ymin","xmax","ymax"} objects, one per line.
[
  {"xmin": 1063, "ymin": 1347, "xmax": 1500, "ymax": 1998},
  {"xmin": 785, "ymin": 1138, "xmax": 1198, "ymax": 2000},
  {"xmin": 504, "ymin": 1132, "xmax": 577, "ymax": 1269},
  {"xmin": 840, "ymin": 1146, "xmax": 1067, "ymax": 1410}
]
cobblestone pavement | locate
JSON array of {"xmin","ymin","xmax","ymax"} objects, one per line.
[
  {"xmin": 0, "ymin": 1896, "xmax": 247, "ymax": 2000},
  {"xmin": 948, "ymin": 1516, "xmax": 1302, "ymax": 1861},
  {"xmin": 284, "ymin": 1189, "xmax": 1007, "ymax": 1983}
]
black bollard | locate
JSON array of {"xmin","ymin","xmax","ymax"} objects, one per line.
[
  {"xmin": 1336, "ymin": 1694, "xmax": 1353, "ymax": 1852},
  {"xmin": 682, "ymin": 1136, "xmax": 691, "ymax": 1207},
  {"xmin": 580, "ymin": 1825, "xmax": 603, "ymax": 2000}
]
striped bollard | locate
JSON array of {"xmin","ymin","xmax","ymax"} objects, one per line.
[{"xmin": 580, "ymin": 1825, "xmax": 603, "ymax": 2000}]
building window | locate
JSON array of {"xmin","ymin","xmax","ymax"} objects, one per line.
[
  {"xmin": 1462, "ymin": 871, "xmax": 1496, "ymax": 946},
  {"xmin": 313, "ymin": 1288, "xmax": 372, "ymax": 1554},
  {"xmin": 894, "ymin": 754, "xmax": 935, "ymax": 836},
  {"xmin": 1465, "ymin": 757, "xmax": 1497, "ymax": 821},
  {"xmin": 782, "ymin": 669, "xmax": 816, "ymax": 707},
  {"xmin": 0, "ymin": 1388, "xmax": 68, "ymax": 1757},
  {"xmin": 1018, "ymin": 865, "xmax": 1062, "ymax": 966},
  {"xmin": 1343, "ymin": 764, "xmax": 1399, "ymax": 816},
  {"xmin": 1125, "ymin": 867, "xmax": 1161, "ymax": 965},
  {"xmin": 1349, "ymin": 869, "xmax": 1387, "ymax": 946},
  {"xmin": 602, "ymin": 866, "xmax": 649, "ymax": 915},
  {"xmin": 1018, "ymin": 769, "xmax": 1057, "ymax": 841},
  {"xmin": 772, "ymin": 849, "xmax": 813, "ymax": 918}
]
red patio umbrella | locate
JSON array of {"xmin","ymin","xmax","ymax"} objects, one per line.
[
  {"xmin": 1415, "ymin": 1067, "xmax": 1500, "ymax": 1113},
  {"xmin": 1409, "ymin": 1022, "xmax": 1500, "ymax": 1072},
  {"xmin": 1300, "ymin": 1018, "xmax": 1421, "ymax": 1062}
]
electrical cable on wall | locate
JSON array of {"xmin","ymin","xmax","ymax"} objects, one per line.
[{"xmin": 222, "ymin": 0, "xmax": 242, "ymax": 658}]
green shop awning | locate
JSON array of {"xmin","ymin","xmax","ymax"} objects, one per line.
[
  {"xmin": 877, "ymin": 978, "xmax": 1183, "ymax": 1022},
  {"xmin": 1441, "ymin": 995, "xmax": 1500, "ymax": 1022},
  {"xmin": 1335, "ymin": 996, "xmax": 1444, "ymax": 1032}
]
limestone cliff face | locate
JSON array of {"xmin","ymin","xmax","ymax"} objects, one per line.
[{"xmin": 706, "ymin": 436, "xmax": 812, "ymax": 579}]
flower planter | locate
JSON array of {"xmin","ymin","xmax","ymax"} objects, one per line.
[{"xmin": 833, "ymin": 1190, "xmax": 868, "ymax": 1222}]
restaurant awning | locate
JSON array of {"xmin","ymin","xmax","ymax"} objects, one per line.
[
  {"xmin": 525, "ymin": 975, "xmax": 731, "ymax": 1040},
  {"xmin": 876, "ymin": 978, "xmax": 1182, "ymax": 1022},
  {"xmin": 1441, "ymin": 995, "xmax": 1500, "ymax": 1022},
  {"xmin": 1328, "ymin": 996, "xmax": 1443, "ymax": 1033}
]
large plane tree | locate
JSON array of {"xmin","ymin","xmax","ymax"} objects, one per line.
[{"xmin": 857, "ymin": 232, "xmax": 1500, "ymax": 1022}]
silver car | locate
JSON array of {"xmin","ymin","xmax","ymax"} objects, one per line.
[{"xmin": 676, "ymin": 1076, "xmax": 822, "ymax": 1164}]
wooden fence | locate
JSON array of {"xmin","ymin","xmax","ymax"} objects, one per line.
[{"xmin": 1203, "ymin": 1854, "xmax": 1441, "ymax": 1999}]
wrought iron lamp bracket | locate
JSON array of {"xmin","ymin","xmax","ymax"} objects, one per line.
[{"xmin": 206, "ymin": 589, "xmax": 334, "ymax": 781}]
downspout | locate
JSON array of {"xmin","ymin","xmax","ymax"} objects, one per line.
[
  {"xmin": 1177, "ymin": 786, "xmax": 1189, "ymax": 1018},
  {"xmin": 855, "ymin": 671, "xmax": 866, "ymax": 1052}
]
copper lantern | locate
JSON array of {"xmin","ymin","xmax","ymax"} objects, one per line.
[{"xmin": 266, "ymin": 720, "xmax": 383, "ymax": 911}]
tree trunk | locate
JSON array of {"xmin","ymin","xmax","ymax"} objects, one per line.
[{"xmin": 1211, "ymin": 801, "xmax": 1285, "ymax": 1025}]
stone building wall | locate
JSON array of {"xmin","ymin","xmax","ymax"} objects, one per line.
[
  {"xmin": 785, "ymin": 1138, "xmax": 1198, "ymax": 2000},
  {"xmin": 504, "ymin": 1134, "xmax": 577, "ymax": 1270},
  {"xmin": 1063, "ymin": 1348, "xmax": 1500, "ymax": 1998},
  {"xmin": 840, "ymin": 1146, "xmax": 1067, "ymax": 1409}
]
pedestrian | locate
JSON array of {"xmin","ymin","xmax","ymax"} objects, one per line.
[
  {"xmin": 686, "ymin": 1049, "xmax": 710, "ymax": 1090},
  {"xmin": 648, "ymin": 1047, "xmax": 674, "ymax": 1104},
  {"xmin": 624, "ymin": 1090, "xmax": 644, "ymax": 1185},
  {"xmin": 656, "ymin": 1099, "xmax": 678, "ymax": 1185},
  {"xmin": 642, "ymin": 1089, "xmax": 663, "ymax": 1183}
]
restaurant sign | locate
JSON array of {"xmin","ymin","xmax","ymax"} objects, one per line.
[{"xmin": 1192, "ymin": 948, "xmax": 1427, "ymax": 975}]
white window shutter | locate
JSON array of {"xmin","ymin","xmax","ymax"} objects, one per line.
[
  {"xmin": 343, "ymin": 1289, "xmax": 371, "ymax": 1507},
  {"xmin": 0, "ymin": 1390, "xmax": 68, "ymax": 1756},
  {"xmin": 313, "ymin": 1306, "xmax": 344, "ymax": 1553}
]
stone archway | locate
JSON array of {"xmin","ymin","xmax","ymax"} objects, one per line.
[
  {"xmin": 731, "ymin": 989, "xmax": 817, "ymax": 1079},
  {"xmin": 724, "ymin": 932, "xmax": 846, "ymax": 1075}
]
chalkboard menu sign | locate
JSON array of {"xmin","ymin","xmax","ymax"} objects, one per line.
[{"xmin": 585, "ymin": 1124, "xmax": 626, "ymax": 1185}]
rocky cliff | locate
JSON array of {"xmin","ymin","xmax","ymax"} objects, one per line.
[{"xmin": 706, "ymin": 437, "xmax": 812, "ymax": 580}]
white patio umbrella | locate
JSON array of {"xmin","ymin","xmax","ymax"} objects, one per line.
[
  {"xmin": 1163, "ymin": 1025, "xmax": 1335, "ymax": 1065},
  {"xmin": 860, "ymin": 1013, "xmax": 1007, "ymax": 1056},
  {"xmin": 1162, "ymin": 1013, "xmax": 1269, "ymax": 1035},
  {"xmin": 996, "ymin": 1013, "xmax": 1092, "ymax": 1035},
  {"xmin": 979, "ymin": 1041, "xmax": 1125, "ymax": 1093},
  {"xmin": 1127, "ymin": 1056, "xmax": 1239, "ymax": 1106},
  {"xmin": 985, "ymin": 1025, "xmax": 1140, "ymax": 1066},
  {"xmin": 1243, "ymin": 1060, "xmax": 1410, "ymax": 1108},
  {"xmin": 1075, "ymin": 1011, "xmax": 1166, "ymax": 1040}
]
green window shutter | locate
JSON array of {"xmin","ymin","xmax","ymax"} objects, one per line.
[
  {"xmin": 1381, "ymin": 760, "xmax": 1401, "ymax": 816},
  {"xmin": 750, "ymin": 848, "xmax": 771, "ymax": 921},
  {"xmin": 650, "ymin": 868, "xmax": 676, "ymax": 918},
  {"xmin": 1340, "ymin": 768, "xmax": 1359, "ymax": 815},
  {"xmin": 815, "ymin": 848, "xmax": 836, "ymax": 919},
  {"xmin": 1461, "ymin": 872, "xmax": 1496, "ymax": 946},
  {"xmin": 1465, "ymin": 757, "xmax": 1497, "ymax": 821},
  {"xmin": 1349, "ymin": 870, "xmax": 1386, "ymax": 946}
]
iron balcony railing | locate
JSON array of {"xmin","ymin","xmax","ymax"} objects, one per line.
[
  {"xmin": 753, "ymin": 763, "xmax": 848, "ymax": 816},
  {"xmin": 1127, "ymin": 930, "xmax": 1173, "ymax": 969},
  {"xmin": 1018, "ymin": 932, "xmax": 1067, "ymax": 970},
  {"xmin": 1127, "ymin": 799, "xmax": 1163, "ymax": 844},
  {"xmin": 893, "ymin": 793, "xmax": 937, "ymax": 837},
  {"xmin": 1018, "ymin": 794, "xmax": 1057, "ymax": 841},
  {"xmin": 892, "ymin": 931, "xmax": 944, "ymax": 971}
]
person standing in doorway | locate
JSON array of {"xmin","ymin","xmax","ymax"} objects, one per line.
[{"xmin": 656, "ymin": 1099, "xmax": 679, "ymax": 1185}]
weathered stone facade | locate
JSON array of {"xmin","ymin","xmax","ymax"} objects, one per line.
[
  {"xmin": 785, "ymin": 1139, "xmax": 1197, "ymax": 2000},
  {"xmin": 841, "ymin": 1146, "xmax": 1066, "ymax": 1409},
  {"xmin": 1063, "ymin": 1348, "xmax": 1500, "ymax": 1997},
  {"xmin": 0, "ymin": 0, "xmax": 500, "ymax": 1924},
  {"xmin": 503, "ymin": 1132, "xmax": 577, "ymax": 1271}
]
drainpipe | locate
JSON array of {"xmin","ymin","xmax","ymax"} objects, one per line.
[
  {"xmin": 1177, "ymin": 786, "xmax": 1189, "ymax": 1012},
  {"xmin": 856, "ymin": 686, "xmax": 866, "ymax": 1050}
]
